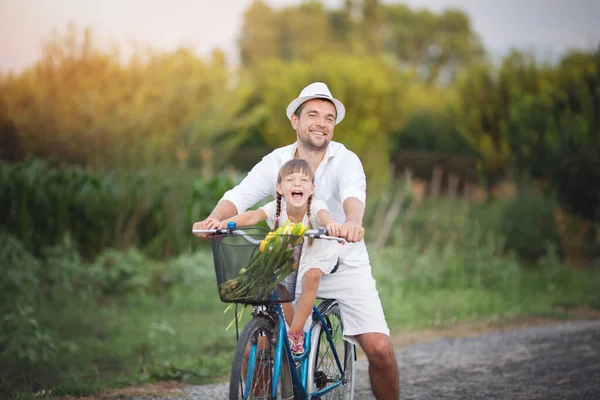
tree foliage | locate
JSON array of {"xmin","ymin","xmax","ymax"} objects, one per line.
[
  {"xmin": 506, "ymin": 50, "xmax": 600, "ymax": 222},
  {"xmin": 239, "ymin": 1, "xmax": 340, "ymax": 67},
  {"xmin": 454, "ymin": 46, "xmax": 600, "ymax": 224},
  {"xmin": 238, "ymin": 0, "xmax": 483, "ymax": 85},
  {"xmin": 383, "ymin": 3, "xmax": 485, "ymax": 84},
  {"xmin": 0, "ymin": 24, "xmax": 258, "ymax": 172}
]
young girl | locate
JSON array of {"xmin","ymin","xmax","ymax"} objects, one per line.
[{"xmin": 215, "ymin": 159, "xmax": 342, "ymax": 354}]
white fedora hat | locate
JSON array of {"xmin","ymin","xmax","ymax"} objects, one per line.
[{"xmin": 286, "ymin": 82, "xmax": 345, "ymax": 125}]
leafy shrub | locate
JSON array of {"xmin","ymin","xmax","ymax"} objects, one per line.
[
  {"xmin": 490, "ymin": 187, "xmax": 560, "ymax": 263},
  {"xmin": 0, "ymin": 234, "xmax": 58, "ymax": 391},
  {"xmin": 89, "ymin": 248, "xmax": 151, "ymax": 296},
  {"xmin": 0, "ymin": 233, "xmax": 41, "ymax": 310}
]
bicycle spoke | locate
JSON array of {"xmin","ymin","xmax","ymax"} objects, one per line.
[
  {"xmin": 309, "ymin": 301, "xmax": 355, "ymax": 400},
  {"xmin": 230, "ymin": 316, "xmax": 293, "ymax": 400}
]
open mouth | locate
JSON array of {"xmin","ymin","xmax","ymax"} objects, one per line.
[
  {"xmin": 310, "ymin": 130, "xmax": 327, "ymax": 136},
  {"xmin": 291, "ymin": 190, "xmax": 303, "ymax": 201}
]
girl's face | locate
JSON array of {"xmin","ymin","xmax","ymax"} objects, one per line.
[{"xmin": 277, "ymin": 171, "xmax": 314, "ymax": 208}]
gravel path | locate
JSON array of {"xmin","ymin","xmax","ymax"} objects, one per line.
[{"xmin": 131, "ymin": 319, "xmax": 600, "ymax": 399}]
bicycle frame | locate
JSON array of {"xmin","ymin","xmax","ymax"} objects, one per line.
[
  {"xmin": 247, "ymin": 303, "xmax": 347, "ymax": 399},
  {"xmin": 193, "ymin": 224, "xmax": 349, "ymax": 399}
]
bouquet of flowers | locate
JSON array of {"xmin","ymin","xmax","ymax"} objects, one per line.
[{"xmin": 219, "ymin": 221, "xmax": 307, "ymax": 303}]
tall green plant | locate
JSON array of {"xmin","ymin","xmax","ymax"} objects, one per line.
[{"xmin": 0, "ymin": 159, "xmax": 235, "ymax": 260}]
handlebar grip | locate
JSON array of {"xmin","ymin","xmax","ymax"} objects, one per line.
[
  {"xmin": 304, "ymin": 227, "xmax": 346, "ymax": 244},
  {"xmin": 192, "ymin": 228, "xmax": 229, "ymax": 234}
]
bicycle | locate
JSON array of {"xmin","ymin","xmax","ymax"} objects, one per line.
[{"xmin": 193, "ymin": 222, "xmax": 356, "ymax": 400}]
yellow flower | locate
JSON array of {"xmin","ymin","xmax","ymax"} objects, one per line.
[
  {"xmin": 265, "ymin": 231, "xmax": 277, "ymax": 242},
  {"xmin": 293, "ymin": 222, "xmax": 308, "ymax": 236},
  {"xmin": 259, "ymin": 240, "xmax": 268, "ymax": 253}
]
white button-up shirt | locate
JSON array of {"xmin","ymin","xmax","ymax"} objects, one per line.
[{"xmin": 220, "ymin": 140, "xmax": 370, "ymax": 267}]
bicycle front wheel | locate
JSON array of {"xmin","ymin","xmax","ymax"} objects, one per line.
[
  {"xmin": 308, "ymin": 301, "xmax": 355, "ymax": 400},
  {"xmin": 229, "ymin": 316, "xmax": 294, "ymax": 400}
]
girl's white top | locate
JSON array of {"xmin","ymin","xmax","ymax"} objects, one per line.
[{"xmin": 260, "ymin": 199, "xmax": 341, "ymax": 287}]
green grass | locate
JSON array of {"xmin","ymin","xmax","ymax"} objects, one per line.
[
  {"xmin": 7, "ymin": 247, "xmax": 599, "ymax": 400},
  {"xmin": 371, "ymin": 245, "xmax": 600, "ymax": 331}
]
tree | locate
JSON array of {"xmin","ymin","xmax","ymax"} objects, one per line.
[
  {"xmin": 238, "ymin": 1, "xmax": 281, "ymax": 67},
  {"xmin": 453, "ymin": 63, "xmax": 509, "ymax": 189},
  {"xmin": 239, "ymin": 1, "xmax": 340, "ymax": 67},
  {"xmin": 0, "ymin": 24, "xmax": 257, "ymax": 172},
  {"xmin": 507, "ymin": 49, "xmax": 600, "ymax": 222},
  {"xmin": 279, "ymin": 1, "xmax": 339, "ymax": 61},
  {"xmin": 383, "ymin": 4, "xmax": 485, "ymax": 84}
]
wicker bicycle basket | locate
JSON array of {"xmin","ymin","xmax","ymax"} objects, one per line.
[{"xmin": 211, "ymin": 229, "xmax": 304, "ymax": 305}]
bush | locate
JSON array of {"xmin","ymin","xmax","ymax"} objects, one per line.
[
  {"xmin": 490, "ymin": 187, "xmax": 560, "ymax": 263},
  {"xmin": 0, "ymin": 234, "xmax": 58, "ymax": 392}
]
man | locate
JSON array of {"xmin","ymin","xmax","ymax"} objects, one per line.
[{"xmin": 193, "ymin": 82, "xmax": 400, "ymax": 399}]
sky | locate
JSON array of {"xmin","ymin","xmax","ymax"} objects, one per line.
[{"xmin": 1, "ymin": 0, "xmax": 600, "ymax": 73}]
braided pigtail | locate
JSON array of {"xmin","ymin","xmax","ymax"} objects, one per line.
[
  {"xmin": 274, "ymin": 192, "xmax": 283, "ymax": 230},
  {"xmin": 306, "ymin": 195, "xmax": 314, "ymax": 248}
]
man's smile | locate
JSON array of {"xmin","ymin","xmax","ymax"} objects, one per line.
[{"xmin": 310, "ymin": 129, "xmax": 327, "ymax": 136}]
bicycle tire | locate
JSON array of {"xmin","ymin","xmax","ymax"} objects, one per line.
[
  {"xmin": 229, "ymin": 316, "xmax": 294, "ymax": 400},
  {"xmin": 307, "ymin": 300, "xmax": 355, "ymax": 400}
]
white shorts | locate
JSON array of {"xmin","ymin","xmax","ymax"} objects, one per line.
[{"xmin": 294, "ymin": 261, "xmax": 390, "ymax": 346}]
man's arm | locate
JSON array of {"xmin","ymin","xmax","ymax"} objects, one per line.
[
  {"xmin": 192, "ymin": 156, "xmax": 278, "ymax": 239},
  {"xmin": 208, "ymin": 200, "xmax": 239, "ymax": 221},
  {"xmin": 337, "ymin": 152, "xmax": 367, "ymax": 242},
  {"xmin": 219, "ymin": 156, "xmax": 278, "ymax": 214},
  {"xmin": 342, "ymin": 197, "xmax": 365, "ymax": 242}
]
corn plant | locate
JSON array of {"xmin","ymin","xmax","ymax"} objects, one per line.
[{"xmin": 1, "ymin": 159, "xmax": 234, "ymax": 260}]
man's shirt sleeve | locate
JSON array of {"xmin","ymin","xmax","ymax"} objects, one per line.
[
  {"xmin": 220, "ymin": 156, "xmax": 278, "ymax": 214},
  {"xmin": 337, "ymin": 151, "xmax": 366, "ymax": 205}
]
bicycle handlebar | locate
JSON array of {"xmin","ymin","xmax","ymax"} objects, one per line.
[{"xmin": 192, "ymin": 226, "xmax": 346, "ymax": 244}]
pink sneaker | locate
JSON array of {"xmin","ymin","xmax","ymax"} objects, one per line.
[{"xmin": 288, "ymin": 332, "xmax": 305, "ymax": 355}]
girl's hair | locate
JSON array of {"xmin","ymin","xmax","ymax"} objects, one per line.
[{"xmin": 274, "ymin": 159, "xmax": 315, "ymax": 247}]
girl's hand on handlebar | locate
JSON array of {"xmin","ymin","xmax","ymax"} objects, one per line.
[
  {"xmin": 325, "ymin": 222, "xmax": 343, "ymax": 238},
  {"xmin": 217, "ymin": 220, "xmax": 231, "ymax": 229}
]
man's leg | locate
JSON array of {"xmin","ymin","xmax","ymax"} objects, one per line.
[{"xmin": 356, "ymin": 332, "xmax": 399, "ymax": 400}]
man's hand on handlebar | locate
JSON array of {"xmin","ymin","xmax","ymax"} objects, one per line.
[
  {"xmin": 192, "ymin": 218, "xmax": 222, "ymax": 239},
  {"xmin": 341, "ymin": 221, "xmax": 365, "ymax": 243}
]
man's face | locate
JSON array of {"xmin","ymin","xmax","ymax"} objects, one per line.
[{"xmin": 291, "ymin": 99, "xmax": 336, "ymax": 152}]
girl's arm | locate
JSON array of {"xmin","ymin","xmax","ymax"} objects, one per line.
[
  {"xmin": 316, "ymin": 209, "xmax": 335, "ymax": 226},
  {"xmin": 220, "ymin": 208, "xmax": 268, "ymax": 228},
  {"xmin": 316, "ymin": 209, "xmax": 343, "ymax": 237}
]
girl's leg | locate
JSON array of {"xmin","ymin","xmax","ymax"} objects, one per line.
[
  {"xmin": 289, "ymin": 268, "xmax": 323, "ymax": 334},
  {"xmin": 282, "ymin": 302, "xmax": 295, "ymax": 327}
]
